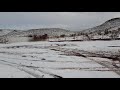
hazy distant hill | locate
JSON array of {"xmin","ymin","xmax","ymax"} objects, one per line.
[
  {"xmin": 1, "ymin": 28, "xmax": 74, "ymax": 37},
  {"xmin": 0, "ymin": 29, "xmax": 14, "ymax": 36},
  {"xmin": 0, "ymin": 28, "xmax": 75, "ymax": 43},
  {"xmin": 17, "ymin": 28, "xmax": 74, "ymax": 37}
]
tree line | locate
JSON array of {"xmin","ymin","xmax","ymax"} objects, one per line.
[{"xmin": 28, "ymin": 34, "xmax": 48, "ymax": 41}]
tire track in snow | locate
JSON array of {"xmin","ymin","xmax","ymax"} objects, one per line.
[
  {"xmin": 0, "ymin": 59, "xmax": 62, "ymax": 78},
  {"xmin": 50, "ymin": 47, "xmax": 120, "ymax": 76},
  {"xmin": 0, "ymin": 60, "xmax": 42, "ymax": 78}
]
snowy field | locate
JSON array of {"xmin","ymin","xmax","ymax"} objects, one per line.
[{"xmin": 0, "ymin": 40, "xmax": 120, "ymax": 78}]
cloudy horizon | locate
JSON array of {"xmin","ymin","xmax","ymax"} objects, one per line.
[{"xmin": 0, "ymin": 12, "xmax": 120, "ymax": 31}]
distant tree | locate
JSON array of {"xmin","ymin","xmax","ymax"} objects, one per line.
[
  {"xmin": 60, "ymin": 34, "xmax": 66, "ymax": 41},
  {"xmin": 110, "ymin": 31, "xmax": 119, "ymax": 39},
  {"xmin": 56, "ymin": 36, "xmax": 59, "ymax": 38},
  {"xmin": 117, "ymin": 28, "xmax": 120, "ymax": 34},
  {"xmin": 42, "ymin": 34, "xmax": 48, "ymax": 40},
  {"xmin": 28, "ymin": 35, "xmax": 33, "ymax": 37},
  {"xmin": 13, "ymin": 30, "xmax": 17, "ymax": 32},
  {"xmin": 53, "ymin": 36, "xmax": 59, "ymax": 41},
  {"xmin": 84, "ymin": 34, "xmax": 91, "ymax": 40},
  {"xmin": 89, "ymin": 32, "xmax": 93, "ymax": 34},
  {"xmin": 97, "ymin": 31, "xmax": 102, "ymax": 35},
  {"xmin": 60, "ymin": 34, "xmax": 65, "ymax": 38},
  {"xmin": 108, "ymin": 31, "xmax": 112, "ymax": 34},
  {"xmin": 104, "ymin": 29, "xmax": 109, "ymax": 35},
  {"xmin": 118, "ymin": 28, "xmax": 120, "ymax": 31},
  {"xmin": 31, "ymin": 34, "xmax": 48, "ymax": 41},
  {"xmin": 70, "ymin": 34, "xmax": 76, "ymax": 40},
  {"xmin": 77, "ymin": 32, "xmax": 84, "ymax": 36},
  {"xmin": 33, "ymin": 35, "xmax": 38, "ymax": 41}
]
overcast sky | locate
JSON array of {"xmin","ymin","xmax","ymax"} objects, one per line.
[{"xmin": 0, "ymin": 12, "xmax": 120, "ymax": 31}]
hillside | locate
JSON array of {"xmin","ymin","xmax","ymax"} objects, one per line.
[
  {"xmin": 18, "ymin": 28, "xmax": 74, "ymax": 37},
  {"xmin": 0, "ymin": 28, "xmax": 75, "ymax": 43},
  {"xmin": 0, "ymin": 29, "xmax": 14, "ymax": 36},
  {"xmin": 81, "ymin": 18, "xmax": 120, "ymax": 33},
  {"xmin": 78, "ymin": 18, "xmax": 120, "ymax": 40},
  {"xmin": 1, "ymin": 28, "xmax": 74, "ymax": 37},
  {"xmin": 1, "ymin": 18, "xmax": 120, "ymax": 43}
]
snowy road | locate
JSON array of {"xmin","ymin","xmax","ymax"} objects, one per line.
[{"xmin": 0, "ymin": 41, "xmax": 120, "ymax": 78}]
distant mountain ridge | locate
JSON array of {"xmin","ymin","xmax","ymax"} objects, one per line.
[
  {"xmin": 1, "ymin": 17, "xmax": 120, "ymax": 43},
  {"xmin": 0, "ymin": 28, "xmax": 75, "ymax": 43},
  {"xmin": 0, "ymin": 28, "xmax": 74, "ymax": 37},
  {"xmin": 21, "ymin": 28, "xmax": 74, "ymax": 37}
]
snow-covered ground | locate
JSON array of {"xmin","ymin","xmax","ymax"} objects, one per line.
[{"xmin": 0, "ymin": 40, "xmax": 120, "ymax": 78}]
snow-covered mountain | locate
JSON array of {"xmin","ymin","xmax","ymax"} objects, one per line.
[{"xmin": 81, "ymin": 18, "xmax": 120, "ymax": 34}]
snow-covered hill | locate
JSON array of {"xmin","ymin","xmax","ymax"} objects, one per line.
[
  {"xmin": 77, "ymin": 18, "xmax": 120, "ymax": 40},
  {"xmin": 0, "ymin": 28, "xmax": 75, "ymax": 43},
  {"xmin": 0, "ymin": 29, "xmax": 14, "ymax": 36},
  {"xmin": 81, "ymin": 18, "xmax": 120, "ymax": 34},
  {"xmin": 1, "ymin": 17, "xmax": 120, "ymax": 43},
  {"xmin": 2, "ymin": 28, "xmax": 74, "ymax": 37},
  {"xmin": 18, "ymin": 28, "xmax": 74, "ymax": 37}
]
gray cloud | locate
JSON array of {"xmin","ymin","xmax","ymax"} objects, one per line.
[{"xmin": 0, "ymin": 12, "xmax": 120, "ymax": 31}]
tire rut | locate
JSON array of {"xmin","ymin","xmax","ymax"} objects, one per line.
[
  {"xmin": 0, "ymin": 59, "xmax": 62, "ymax": 78},
  {"xmin": 50, "ymin": 47, "xmax": 120, "ymax": 76}
]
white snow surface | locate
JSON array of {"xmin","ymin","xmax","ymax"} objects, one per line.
[{"xmin": 0, "ymin": 40, "xmax": 120, "ymax": 78}]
